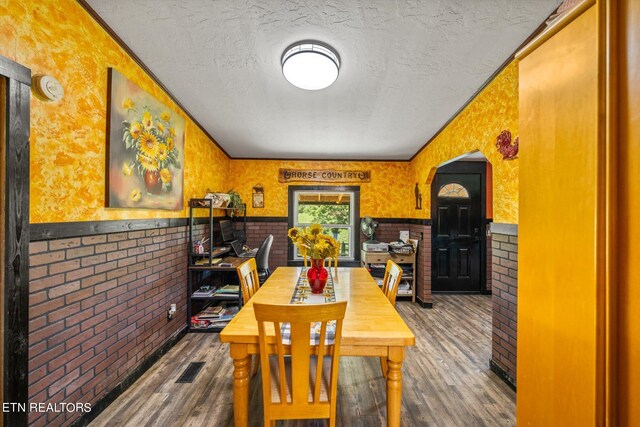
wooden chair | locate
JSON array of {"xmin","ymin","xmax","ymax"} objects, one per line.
[
  {"xmin": 381, "ymin": 260, "xmax": 402, "ymax": 305},
  {"xmin": 237, "ymin": 258, "xmax": 260, "ymax": 305},
  {"xmin": 380, "ymin": 260, "xmax": 402, "ymax": 378},
  {"xmin": 326, "ymin": 254, "xmax": 338, "ymax": 278},
  {"xmin": 236, "ymin": 258, "xmax": 261, "ymax": 375},
  {"xmin": 253, "ymin": 301, "xmax": 347, "ymax": 427}
]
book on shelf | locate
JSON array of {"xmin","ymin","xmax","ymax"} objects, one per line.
[
  {"xmin": 195, "ymin": 304, "xmax": 225, "ymax": 318},
  {"xmin": 192, "ymin": 286, "xmax": 216, "ymax": 297},
  {"xmin": 191, "ymin": 305, "xmax": 239, "ymax": 329},
  {"xmin": 215, "ymin": 284, "xmax": 240, "ymax": 294},
  {"xmin": 193, "ymin": 258, "xmax": 222, "ymax": 266}
]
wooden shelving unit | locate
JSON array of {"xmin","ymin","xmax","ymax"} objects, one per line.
[
  {"xmin": 361, "ymin": 250, "xmax": 416, "ymax": 302},
  {"xmin": 187, "ymin": 198, "xmax": 246, "ymax": 332}
]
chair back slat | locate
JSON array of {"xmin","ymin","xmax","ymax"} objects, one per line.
[
  {"xmin": 237, "ymin": 258, "xmax": 260, "ymax": 304},
  {"xmin": 273, "ymin": 321, "xmax": 287, "ymax": 403},
  {"xmin": 313, "ymin": 321, "xmax": 328, "ymax": 402},
  {"xmin": 254, "ymin": 301, "xmax": 347, "ymax": 424},
  {"xmin": 382, "ymin": 260, "xmax": 402, "ymax": 305}
]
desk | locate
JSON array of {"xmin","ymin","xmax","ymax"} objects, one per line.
[{"xmin": 219, "ymin": 267, "xmax": 416, "ymax": 427}]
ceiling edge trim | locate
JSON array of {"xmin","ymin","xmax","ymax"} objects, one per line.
[
  {"xmin": 76, "ymin": 0, "xmax": 231, "ymax": 159},
  {"xmin": 230, "ymin": 157, "xmax": 410, "ymax": 163},
  {"xmin": 408, "ymin": 6, "xmax": 561, "ymax": 162}
]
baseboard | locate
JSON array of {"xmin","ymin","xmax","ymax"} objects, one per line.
[
  {"xmin": 415, "ymin": 296, "xmax": 433, "ymax": 308},
  {"xmin": 489, "ymin": 359, "xmax": 517, "ymax": 392},
  {"xmin": 70, "ymin": 326, "xmax": 188, "ymax": 426}
]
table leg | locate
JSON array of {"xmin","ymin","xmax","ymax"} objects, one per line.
[
  {"xmin": 231, "ymin": 344, "xmax": 251, "ymax": 427},
  {"xmin": 386, "ymin": 347, "xmax": 405, "ymax": 427}
]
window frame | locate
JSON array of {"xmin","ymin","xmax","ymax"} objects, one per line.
[{"xmin": 287, "ymin": 185, "xmax": 361, "ymax": 264}]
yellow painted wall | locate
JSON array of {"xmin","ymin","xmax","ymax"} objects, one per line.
[
  {"xmin": 518, "ymin": 5, "xmax": 602, "ymax": 424},
  {"xmin": 410, "ymin": 62, "xmax": 519, "ymax": 224},
  {"xmin": 227, "ymin": 160, "xmax": 414, "ymax": 218},
  {"xmin": 0, "ymin": 0, "xmax": 229, "ymax": 223}
]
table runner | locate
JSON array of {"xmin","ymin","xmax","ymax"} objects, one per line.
[{"xmin": 281, "ymin": 269, "xmax": 336, "ymax": 345}]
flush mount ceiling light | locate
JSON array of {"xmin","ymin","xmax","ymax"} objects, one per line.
[{"xmin": 281, "ymin": 41, "xmax": 340, "ymax": 90}]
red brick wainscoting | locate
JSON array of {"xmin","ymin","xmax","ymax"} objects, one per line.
[
  {"xmin": 489, "ymin": 223, "xmax": 518, "ymax": 389},
  {"xmin": 244, "ymin": 219, "xmax": 288, "ymax": 269},
  {"xmin": 28, "ymin": 225, "xmax": 189, "ymax": 426}
]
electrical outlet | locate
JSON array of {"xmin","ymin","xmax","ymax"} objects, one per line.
[{"xmin": 167, "ymin": 304, "xmax": 177, "ymax": 320}]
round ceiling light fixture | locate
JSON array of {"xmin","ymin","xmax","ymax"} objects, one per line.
[{"xmin": 281, "ymin": 41, "xmax": 340, "ymax": 90}]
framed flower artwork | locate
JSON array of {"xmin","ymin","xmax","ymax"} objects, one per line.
[{"xmin": 106, "ymin": 68, "xmax": 185, "ymax": 210}]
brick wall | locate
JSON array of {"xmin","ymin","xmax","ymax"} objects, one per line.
[
  {"xmin": 490, "ymin": 229, "xmax": 518, "ymax": 388},
  {"xmin": 410, "ymin": 223, "xmax": 431, "ymax": 305},
  {"xmin": 28, "ymin": 226, "xmax": 188, "ymax": 426},
  {"xmin": 244, "ymin": 220, "xmax": 288, "ymax": 269},
  {"xmin": 245, "ymin": 218, "xmax": 436, "ymax": 306}
]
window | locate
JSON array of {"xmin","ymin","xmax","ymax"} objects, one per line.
[
  {"xmin": 438, "ymin": 183, "xmax": 470, "ymax": 198},
  {"xmin": 292, "ymin": 190, "xmax": 356, "ymax": 260}
]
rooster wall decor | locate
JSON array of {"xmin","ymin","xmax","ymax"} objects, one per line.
[{"xmin": 496, "ymin": 130, "xmax": 519, "ymax": 160}]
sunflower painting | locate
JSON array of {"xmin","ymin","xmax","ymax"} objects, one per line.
[{"xmin": 106, "ymin": 68, "xmax": 184, "ymax": 209}]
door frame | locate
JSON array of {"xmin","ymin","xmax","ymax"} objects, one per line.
[
  {"xmin": 1, "ymin": 54, "xmax": 30, "ymax": 426},
  {"xmin": 431, "ymin": 161, "xmax": 488, "ymax": 294}
]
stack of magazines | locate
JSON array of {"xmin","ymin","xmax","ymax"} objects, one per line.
[
  {"xmin": 191, "ymin": 305, "xmax": 239, "ymax": 329},
  {"xmin": 213, "ymin": 284, "xmax": 239, "ymax": 299},
  {"xmin": 192, "ymin": 285, "xmax": 215, "ymax": 298}
]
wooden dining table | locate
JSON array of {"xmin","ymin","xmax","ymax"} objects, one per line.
[{"xmin": 219, "ymin": 267, "xmax": 416, "ymax": 427}]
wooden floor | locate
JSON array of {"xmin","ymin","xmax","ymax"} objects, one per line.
[{"xmin": 90, "ymin": 295, "xmax": 515, "ymax": 426}]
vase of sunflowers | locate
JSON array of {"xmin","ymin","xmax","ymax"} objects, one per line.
[
  {"xmin": 288, "ymin": 224, "xmax": 340, "ymax": 294},
  {"xmin": 121, "ymin": 102, "xmax": 180, "ymax": 196}
]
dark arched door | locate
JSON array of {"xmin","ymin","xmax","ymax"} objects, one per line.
[{"xmin": 431, "ymin": 161, "xmax": 486, "ymax": 293}]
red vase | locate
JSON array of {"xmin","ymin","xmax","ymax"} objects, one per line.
[
  {"xmin": 144, "ymin": 170, "xmax": 162, "ymax": 195},
  {"xmin": 307, "ymin": 258, "xmax": 329, "ymax": 294}
]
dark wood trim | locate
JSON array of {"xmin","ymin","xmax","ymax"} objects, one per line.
[
  {"xmin": 75, "ymin": 0, "xmax": 230, "ymax": 158},
  {"xmin": 490, "ymin": 359, "xmax": 517, "ymax": 392},
  {"xmin": 365, "ymin": 217, "xmax": 432, "ymax": 225},
  {"xmin": 29, "ymin": 217, "xmax": 216, "ymax": 241},
  {"xmin": 0, "ymin": 56, "xmax": 30, "ymax": 86},
  {"xmin": 244, "ymin": 216, "xmax": 431, "ymax": 225},
  {"xmin": 29, "ymin": 215, "xmax": 431, "ymax": 242},
  {"xmin": 409, "ymin": 11, "xmax": 557, "ymax": 161},
  {"xmin": 2, "ymin": 54, "xmax": 30, "ymax": 427},
  {"xmin": 287, "ymin": 185, "xmax": 361, "ymax": 262},
  {"xmin": 415, "ymin": 296, "xmax": 433, "ymax": 309},
  {"xmin": 244, "ymin": 216, "xmax": 288, "ymax": 223},
  {"xmin": 70, "ymin": 326, "xmax": 187, "ymax": 427}
]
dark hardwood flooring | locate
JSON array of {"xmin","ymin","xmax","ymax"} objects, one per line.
[{"xmin": 90, "ymin": 295, "xmax": 515, "ymax": 426}]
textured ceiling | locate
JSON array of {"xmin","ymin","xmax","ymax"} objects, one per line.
[{"xmin": 86, "ymin": 0, "xmax": 561, "ymax": 160}]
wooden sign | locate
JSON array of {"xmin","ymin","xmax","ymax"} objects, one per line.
[{"xmin": 278, "ymin": 169, "xmax": 371, "ymax": 183}]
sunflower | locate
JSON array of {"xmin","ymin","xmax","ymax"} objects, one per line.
[
  {"xmin": 159, "ymin": 168, "xmax": 171, "ymax": 184},
  {"xmin": 130, "ymin": 189, "xmax": 142, "ymax": 202},
  {"xmin": 122, "ymin": 97, "xmax": 134, "ymax": 110},
  {"xmin": 137, "ymin": 154, "xmax": 158, "ymax": 171},
  {"xmin": 122, "ymin": 162, "xmax": 133, "ymax": 176},
  {"xmin": 160, "ymin": 111, "xmax": 171, "ymax": 122},
  {"xmin": 168, "ymin": 127, "xmax": 176, "ymax": 137},
  {"xmin": 309, "ymin": 224, "xmax": 322, "ymax": 235},
  {"xmin": 129, "ymin": 121, "xmax": 142, "ymax": 140},
  {"xmin": 288, "ymin": 228, "xmax": 299, "ymax": 239},
  {"xmin": 156, "ymin": 122, "xmax": 165, "ymax": 134},
  {"xmin": 157, "ymin": 144, "xmax": 168, "ymax": 162},
  {"xmin": 139, "ymin": 131, "xmax": 159, "ymax": 159},
  {"xmin": 166, "ymin": 136, "xmax": 175, "ymax": 152},
  {"xmin": 141, "ymin": 111, "xmax": 153, "ymax": 129}
]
